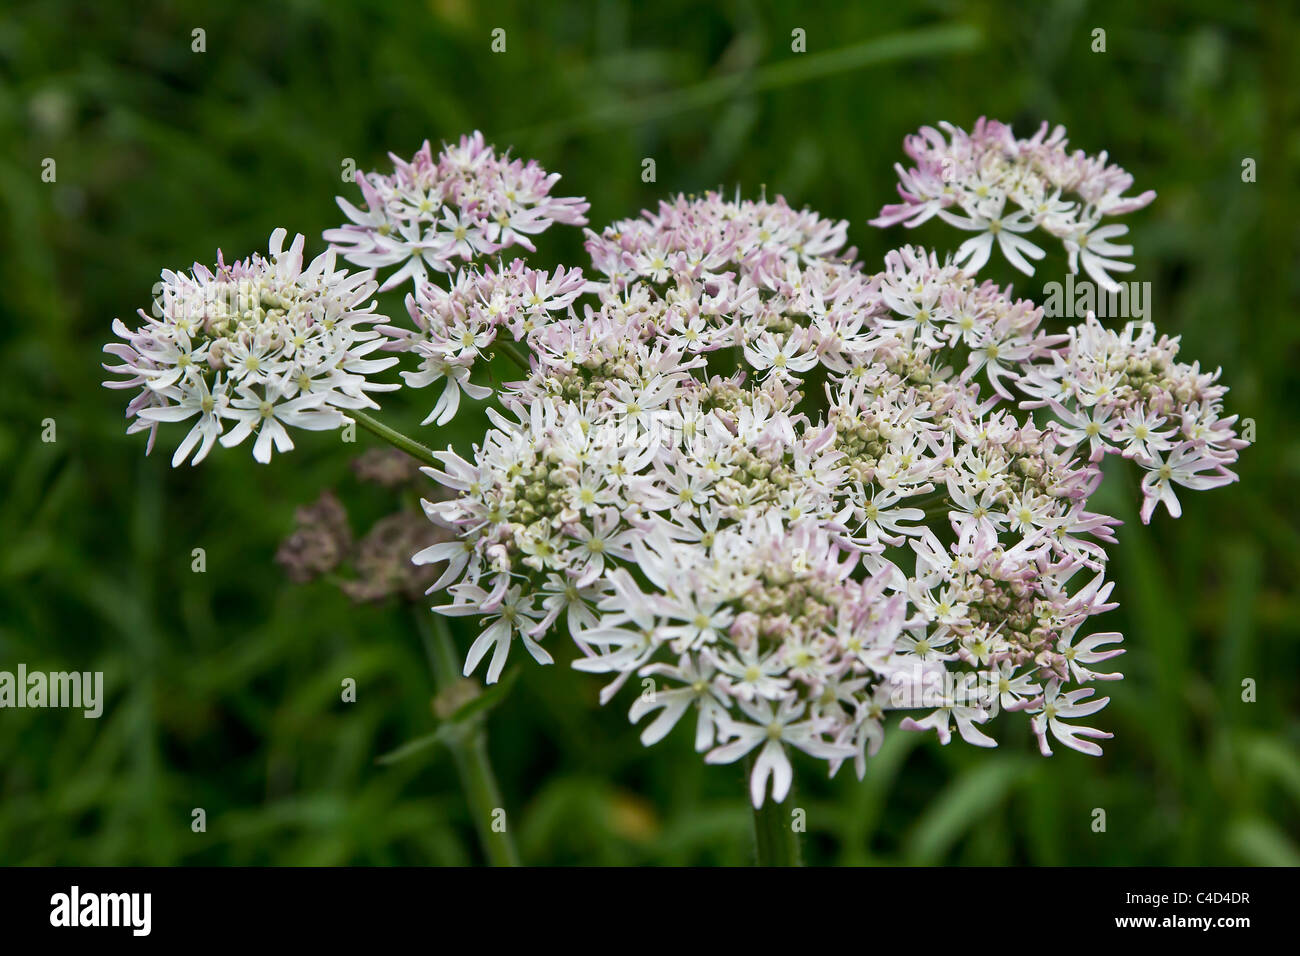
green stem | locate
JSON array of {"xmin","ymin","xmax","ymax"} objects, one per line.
[
  {"xmin": 744, "ymin": 756, "xmax": 803, "ymax": 866},
  {"xmin": 452, "ymin": 732, "xmax": 518, "ymax": 867},
  {"xmin": 495, "ymin": 339, "xmax": 531, "ymax": 373},
  {"xmin": 349, "ymin": 409, "xmax": 439, "ymax": 468},
  {"xmin": 414, "ymin": 609, "xmax": 521, "ymax": 867}
]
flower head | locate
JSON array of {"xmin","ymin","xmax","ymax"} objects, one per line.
[
  {"xmin": 411, "ymin": 163, "xmax": 1231, "ymax": 806},
  {"xmin": 325, "ymin": 133, "xmax": 589, "ymax": 292},
  {"xmin": 104, "ymin": 229, "xmax": 396, "ymax": 464},
  {"xmin": 108, "ymin": 122, "xmax": 1242, "ymax": 810},
  {"xmin": 871, "ymin": 118, "xmax": 1155, "ymax": 290}
]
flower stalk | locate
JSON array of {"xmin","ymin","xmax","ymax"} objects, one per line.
[
  {"xmin": 494, "ymin": 339, "xmax": 531, "ymax": 373},
  {"xmin": 746, "ymin": 757, "xmax": 803, "ymax": 866},
  {"xmin": 415, "ymin": 609, "xmax": 520, "ymax": 867},
  {"xmin": 349, "ymin": 409, "xmax": 440, "ymax": 469}
]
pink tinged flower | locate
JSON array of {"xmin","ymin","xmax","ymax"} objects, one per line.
[
  {"xmin": 869, "ymin": 171, "xmax": 949, "ymax": 228},
  {"xmin": 1114, "ymin": 407, "xmax": 1177, "ymax": 460},
  {"xmin": 411, "ymin": 537, "xmax": 476, "ymax": 593},
  {"xmin": 830, "ymin": 683, "xmax": 894, "ymax": 780},
  {"xmin": 325, "ymin": 177, "xmax": 391, "ymax": 244},
  {"xmin": 1137, "ymin": 443, "xmax": 1237, "ymax": 523},
  {"xmin": 742, "ymin": 331, "xmax": 819, "ymax": 380},
  {"xmin": 1048, "ymin": 399, "xmax": 1117, "ymax": 461},
  {"xmin": 873, "ymin": 119, "xmax": 1156, "ymax": 303},
  {"xmin": 105, "ymin": 229, "xmax": 392, "ymax": 465},
  {"xmin": 1065, "ymin": 223, "xmax": 1136, "ymax": 293},
  {"xmin": 946, "ymin": 203, "xmax": 1047, "ymax": 276},
  {"xmin": 705, "ymin": 698, "xmax": 852, "ymax": 807},
  {"xmin": 899, "ymin": 702, "xmax": 997, "ymax": 748},
  {"xmin": 439, "ymin": 206, "xmax": 498, "ymax": 261},
  {"xmin": 1058, "ymin": 627, "xmax": 1125, "ymax": 682},
  {"xmin": 1029, "ymin": 681, "xmax": 1112, "ymax": 756},
  {"xmin": 136, "ymin": 370, "xmax": 228, "ymax": 466},
  {"xmin": 660, "ymin": 591, "xmax": 733, "ymax": 651},
  {"xmin": 420, "ymin": 447, "xmax": 480, "ymax": 494},
  {"xmin": 134, "ymin": 327, "xmax": 207, "ymax": 393},
  {"xmin": 711, "ymin": 643, "xmax": 790, "ymax": 702},
  {"xmin": 987, "ymin": 662, "xmax": 1042, "ymax": 716},
  {"xmin": 630, "ymin": 656, "xmax": 726, "ymax": 750},
  {"xmin": 1097, "ymin": 188, "xmax": 1156, "ymax": 216},
  {"xmin": 218, "ymin": 386, "xmax": 343, "ymax": 464},
  {"xmin": 436, "ymin": 583, "xmax": 546, "ymax": 684},
  {"xmin": 520, "ymin": 265, "xmax": 587, "ymax": 313},
  {"xmin": 571, "ymin": 624, "xmax": 660, "ymax": 705},
  {"xmin": 402, "ymin": 349, "xmax": 491, "ymax": 426},
  {"xmin": 526, "ymin": 573, "xmax": 603, "ymax": 641}
]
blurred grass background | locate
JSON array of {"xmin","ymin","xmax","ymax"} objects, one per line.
[{"xmin": 1, "ymin": 0, "xmax": 1297, "ymax": 865}]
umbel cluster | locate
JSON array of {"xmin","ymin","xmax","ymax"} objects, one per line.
[{"xmin": 105, "ymin": 121, "xmax": 1242, "ymax": 806}]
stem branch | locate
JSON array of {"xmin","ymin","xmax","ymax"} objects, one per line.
[
  {"xmin": 349, "ymin": 409, "xmax": 439, "ymax": 468},
  {"xmin": 495, "ymin": 339, "xmax": 531, "ymax": 373}
]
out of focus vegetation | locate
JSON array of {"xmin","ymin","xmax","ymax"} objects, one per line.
[{"xmin": 1, "ymin": 0, "xmax": 1297, "ymax": 865}]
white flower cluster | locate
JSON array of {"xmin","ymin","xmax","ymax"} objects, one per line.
[
  {"xmin": 394, "ymin": 121, "xmax": 1239, "ymax": 805},
  {"xmin": 104, "ymin": 229, "xmax": 396, "ymax": 465},
  {"xmin": 104, "ymin": 125, "xmax": 1243, "ymax": 807},
  {"xmin": 870, "ymin": 117, "xmax": 1157, "ymax": 290},
  {"xmin": 379, "ymin": 260, "xmax": 588, "ymax": 426},
  {"xmin": 324, "ymin": 131, "xmax": 589, "ymax": 291},
  {"xmin": 1020, "ymin": 315, "xmax": 1244, "ymax": 523}
]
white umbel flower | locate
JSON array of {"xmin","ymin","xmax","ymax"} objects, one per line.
[{"xmin": 104, "ymin": 229, "xmax": 398, "ymax": 464}]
